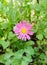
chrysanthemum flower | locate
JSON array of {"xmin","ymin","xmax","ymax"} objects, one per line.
[{"xmin": 13, "ymin": 20, "xmax": 34, "ymax": 41}]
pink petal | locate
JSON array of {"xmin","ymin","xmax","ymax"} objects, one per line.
[
  {"xmin": 25, "ymin": 23, "xmax": 32, "ymax": 30},
  {"xmin": 21, "ymin": 34, "xmax": 26, "ymax": 41},
  {"xmin": 26, "ymin": 34, "xmax": 30, "ymax": 40},
  {"xmin": 22, "ymin": 20, "xmax": 26, "ymax": 24},
  {"xmin": 24, "ymin": 36, "xmax": 26, "ymax": 41},
  {"xmin": 16, "ymin": 23, "xmax": 22, "ymax": 28},
  {"xmin": 18, "ymin": 35, "xmax": 22, "ymax": 39},
  {"xmin": 28, "ymin": 31, "xmax": 34, "ymax": 35}
]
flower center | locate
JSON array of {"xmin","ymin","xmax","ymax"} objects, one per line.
[{"xmin": 21, "ymin": 28, "xmax": 27, "ymax": 34}]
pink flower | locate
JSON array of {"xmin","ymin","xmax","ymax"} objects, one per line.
[{"xmin": 13, "ymin": 20, "xmax": 34, "ymax": 41}]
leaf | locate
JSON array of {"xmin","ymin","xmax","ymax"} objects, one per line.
[
  {"xmin": 44, "ymin": 33, "xmax": 47, "ymax": 38},
  {"xmin": 0, "ymin": 40, "xmax": 10, "ymax": 49},
  {"xmin": 23, "ymin": 55, "xmax": 32, "ymax": 62},
  {"xmin": 26, "ymin": 40, "xmax": 34, "ymax": 46},
  {"xmin": 8, "ymin": 32, "xmax": 15, "ymax": 40},
  {"xmin": 1, "ymin": 22, "xmax": 8, "ymax": 29},
  {"xmin": 5, "ymin": 59, "xmax": 12, "ymax": 65},
  {"xmin": 11, "ymin": 59, "xmax": 21, "ymax": 65},
  {"xmin": 39, "ymin": 53, "xmax": 47, "ymax": 63},
  {"xmin": 0, "ymin": 55, "xmax": 4, "ymax": 63},
  {"xmin": 39, "ymin": 0, "xmax": 47, "ymax": 7},
  {"xmin": 21, "ymin": 61, "xmax": 28, "ymax": 65},
  {"xmin": 43, "ymin": 39, "xmax": 47, "ymax": 44},
  {"xmin": 36, "ymin": 34, "xmax": 43, "ymax": 40},
  {"xmin": 4, "ymin": 52, "xmax": 14, "ymax": 60},
  {"xmin": 14, "ymin": 49, "xmax": 24, "ymax": 59},
  {"xmin": 24, "ymin": 46, "xmax": 34, "ymax": 56},
  {"xmin": 43, "ymin": 28, "xmax": 47, "ymax": 38},
  {"xmin": 32, "ymin": 24, "xmax": 38, "ymax": 33},
  {"xmin": 44, "ymin": 28, "xmax": 47, "ymax": 33}
]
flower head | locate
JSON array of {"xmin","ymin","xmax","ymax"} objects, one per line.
[{"xmin": 13, "ymin": 20, "xmax": 34, "ymax": 41}]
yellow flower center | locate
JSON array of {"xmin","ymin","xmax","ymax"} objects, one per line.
[{"xmin": 21, "ymin": 28, "xmax": 27, "ymax": 34}]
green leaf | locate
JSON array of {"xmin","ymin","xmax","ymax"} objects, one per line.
[
  {"xmin": 44, "ymin": 28, "xmax": 47, "ymax": 33},
  {"xmin": 14, "ymin": 49, "xmax": 24, "ymax": 59},
  {"xmin": 43, "ymin": 39, "xmax": 47, "ymax": 44},
  {"xmin": 44, "ymin": 33, "xmax": 47, "ymax": 38},
  {"xmin": 11, "ymin": 59, "xmax": 21, "ymax": 65},
  {"xmin": 0, "ymin": 40, "xmax": 10, "ymax": 49},
  {"xmin": 8, "ymin": 32, "xmax": 15, "ymax": 40},
  {"xmin": 40, "ymin": 53, "xmax": 47, "ymax": 61},
  {"xmin": 0, "ymin": 55, "xmax": 4, "ymax": 63},
  {"xmin": 43, "ymin": 28, "xmax": 47, "ymax": 38},
  {"xmin": 32, "ymin": 24, "xmax": 38, "ymax": 33},
  {"xmin": 36, "ymin": 34, "xmax": 43, "ymax": 40},
  {"xmin": 4, "ymin": 52, "xmax": 14, "ymax": 60},
  {"xmin": 24, "ymin": 46, "xmax": 34, "ymax": 56},
  {"xmin": 21, "ymin": 61, "xmax": 28, "ymax": 65},
  {"xmin": 26, "ymin": 41, "xmax": 34, "ymax": 46},
  {"xmin": 1, "ymin": 22, "xmax": 8, "ymax": 29},
  {"xmin": 23, "ymin": 55, "xmax": 32, "ymax": 62},
  {"xmin": 5, "ymin": 59, "xmax": 12, "ymax": 65}
]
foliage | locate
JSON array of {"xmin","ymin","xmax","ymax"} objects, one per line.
[{"xmin": 0, "ymin": 0, "xmax": 47, "ymax": 65}]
